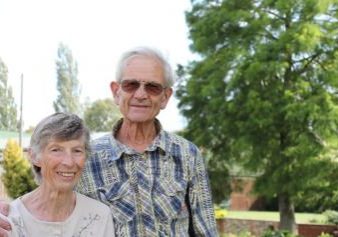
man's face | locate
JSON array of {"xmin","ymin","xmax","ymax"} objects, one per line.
[{"xmin": 111, "ymin": 55, "xmax": 172, "ymax": 123}]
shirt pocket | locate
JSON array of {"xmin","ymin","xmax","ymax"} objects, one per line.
[
  {"xmin": 153, "ymin": 179, "xmax": 189, "ymax": 222},
  {"xmin": 97, "ymin": 181, "xmax": 136, "ymax": 224}
]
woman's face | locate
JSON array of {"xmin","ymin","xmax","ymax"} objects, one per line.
[{"xmin": 35, "ymin": 138, "xmax": 86, "ymax": 192}]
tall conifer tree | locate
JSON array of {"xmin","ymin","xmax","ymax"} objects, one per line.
[
  {"xmin": 0, "ymin": 58, "xmax": 17, "ymax": 131},
  {"xmin": 178, "ymin": 0, "xmax": 338, "ymax": 232},
  {"xmin": 54, "ymin": 43, "xmax": 81, "ymax": 114}
]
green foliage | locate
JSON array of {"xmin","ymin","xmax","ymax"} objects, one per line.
[
  {"xmin": 222, "ymin": 231, "xmax": 255, "ymax": 237},
  {"xmin": 294, "ymin": 158, "xmax": 338, "ymax": 212},
  {"xmin": 193, "ymin": 145, "xmax": 231, "ymax": 203},
  {"xmin": 0, "ymin": 57, "xmax": 17, "ymax": 131},
  {"xmin": 318, "ymin": 233, "xmax": 334, "ymax": 237},
  {"xmin": 83, "ymin": 98, "xmax": 121, "ymax": 132},
  {"xmin": 261, "ymin": 230, "xmax": 299, "ymax": 237},
  {"xmin": 2, "ymin": 140, "xmax": 37, "ymax": 198},
  {"xmin": 323, "ymin": 210, "xmax": 338, "ymax": 225},
  {"xmin": 178, "ymin": 0, "xmax": 338, "ymax": 232},
  {"xmin": 208, "ymin": 159, "xmax": 232, "ymax": 203},
  {"xmin": 54, "ymin": 43, "xmax": 81, "ymax": 114}
]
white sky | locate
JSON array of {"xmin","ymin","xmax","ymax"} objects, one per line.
[{"xmin": 0, "ymin": 0, "xmax": 193, "ymax": 132}]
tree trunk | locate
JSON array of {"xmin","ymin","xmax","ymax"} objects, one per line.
[{"xmin": 278, "ymin": 193, "xmax": 297, "ymax": 234}]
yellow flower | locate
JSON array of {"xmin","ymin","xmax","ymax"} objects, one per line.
[{"xmin": 215, "ymin": 208, "xmax": 228, "ymax": 219}]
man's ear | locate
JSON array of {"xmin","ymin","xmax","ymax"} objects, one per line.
[
  {"xmin": 160, "ymin": 87, "xmax": 173, "ymax": 109},
  {"xmin": 110, "ymin": 81, "xmax": 120, "ymax": 105}
]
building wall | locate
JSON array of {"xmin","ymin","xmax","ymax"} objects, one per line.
[{"xmin": 230, "ymin": 176, "xmax": 264, "ymax": 210}]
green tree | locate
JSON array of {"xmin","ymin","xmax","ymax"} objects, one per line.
[
  {"xmin": 294, "ymin": 149, "xmax": 338, "ymax": 212},
  {"xmin": 54, "ymin": 43, "xmax": 81, "ymax": 114},
  {"xmin": 0, "ymin": 57, "xmax": 17, "ymax": 131},
  {"xmin": 2, "ymin": 139, "xmax": 37, "ymax": 198},
  {"xmin": 84, "ymin": 98, "xmax": 121, "ymax": 132},
  {"xmin": 178, "ymin": 0, "xmax": 338, "ymax": 233}
]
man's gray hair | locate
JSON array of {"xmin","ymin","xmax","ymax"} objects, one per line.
[
  {"xmin": 115, "ymin": 46, "xmax": 175, "ymax": 87},
  {"xmin": 29, "ymin": 112, "xmax": 90, "ymax": 184}
]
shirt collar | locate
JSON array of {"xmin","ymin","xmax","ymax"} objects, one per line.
[{"xmin": 111, "ymin": 118, "xmax": 168, "ymax": 157}]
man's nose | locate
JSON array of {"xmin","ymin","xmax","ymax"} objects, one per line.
[{"xmin": 134, "ymin": 84, "xmax": 148, "ymax": 98}]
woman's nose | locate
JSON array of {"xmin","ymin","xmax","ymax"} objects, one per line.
[{"xmin": 61, "ymin": 151, "xmax": 75, "ymax": 166}]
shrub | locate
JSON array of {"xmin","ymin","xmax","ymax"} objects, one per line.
[
  {"xmin": 318, "ymin": 233, "xmax": 333, "ymax": 237},
  {"xmin": 2, "ymin": 139, "xmax": 37, "ymax": 198},
  {"xmin": 221, "ymin": 231, "xmax": 255, "ymax": 237},
  {"xmin": 323, "ymin": 210, "xmax": 338, "ymax": 225},
  {"xmin": 261, "ymin": 230, "xmax": 299, "ymax": 237}
]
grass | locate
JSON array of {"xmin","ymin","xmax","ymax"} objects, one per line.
[{"xmin": 225, "ymin": 211, "xmax": 327, "ymax": 224}]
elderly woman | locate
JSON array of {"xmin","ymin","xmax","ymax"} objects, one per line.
[{"xmin": 5, "ymin": 113, "xmax": 114, "ymax": 237}]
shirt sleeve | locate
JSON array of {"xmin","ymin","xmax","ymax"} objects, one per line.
[{"xmin": 188, "ymin": 146, "xmax": 219, "ymax": 237}]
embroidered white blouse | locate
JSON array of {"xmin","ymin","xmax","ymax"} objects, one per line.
[{"xmin": 6, "ymin": 192, "xmax": 114, "ymax": 237}]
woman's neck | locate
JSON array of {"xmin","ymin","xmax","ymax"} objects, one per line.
[{"xmin": 21, "ymin": 186, "xmax": 76, "ymax": 222}]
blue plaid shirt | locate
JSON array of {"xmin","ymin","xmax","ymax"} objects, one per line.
[{"xmin": 76, "ymin": 120, "xmax": 218, "ymax": 237}]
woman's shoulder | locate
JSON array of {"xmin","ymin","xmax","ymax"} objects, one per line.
[
  {"xmin": 9, "ymin": 198, "xmax": 22, "ymax": 216},
  {"xmin": 76, "ymin": 192, "xmax": 110, "ymax": 214}
]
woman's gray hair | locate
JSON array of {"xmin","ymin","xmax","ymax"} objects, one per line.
[
  {"xmin": 29, "ymin": 112, "xmax": 90, "ymax": 184},
  {"xmin": 115, "ymin": 46, "xmax": 175, "ymax": 87}
]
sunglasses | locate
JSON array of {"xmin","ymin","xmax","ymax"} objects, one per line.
[{"xmin": 120, "ymin": 79, "xmax": 167, "ymax": 96}]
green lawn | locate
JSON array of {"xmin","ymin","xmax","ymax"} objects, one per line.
[{"xmin": 225, "ymin": 211, "xmax": 327, "ymax": 224}]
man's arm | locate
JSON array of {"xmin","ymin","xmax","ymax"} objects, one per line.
[{"xmin": 188, "ymin": 146, "xmax": 218, "ymax": 237}]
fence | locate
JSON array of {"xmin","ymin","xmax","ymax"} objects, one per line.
[{"xmin": 217, "ymin": 218, "xmax": 337, "ymax": 237}]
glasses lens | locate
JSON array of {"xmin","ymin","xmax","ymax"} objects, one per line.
[
  {"xmin": 121, "ymin": 80, "xmax": 140, "ymax": 93},
  {"xmin": 121, "ymin": 80, "xmax": 165, "ymax": 95},
  {"xmin": 145, "ymin": 82, "xmax": 164, "ymax": 95}
]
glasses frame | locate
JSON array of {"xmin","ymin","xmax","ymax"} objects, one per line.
[{"xmin": 120, "ymin": 79, "xmax": 167, "ymax": 96}]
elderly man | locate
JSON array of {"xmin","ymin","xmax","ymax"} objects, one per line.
[{"xmin": 0, "ymin": 47, "xmax": 218, "ymax": 237}]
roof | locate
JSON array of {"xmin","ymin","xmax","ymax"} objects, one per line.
[
  {"xmin": 0, "ymin": 131, "xmax": 107, "ymax": 162},
  {"xmin": 0, "ymin": 131, "xmax": 31, "ymax": 150},
  {"xmin": 0, "ymin": 131, "xmax": 108, "ymax": 150}
]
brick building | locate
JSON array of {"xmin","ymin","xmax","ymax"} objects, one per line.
[{"xmin": 230, "ymin": 176, "xmax": 263, "ymax": 210}]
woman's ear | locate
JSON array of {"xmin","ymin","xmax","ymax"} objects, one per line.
[{"xmin": 28, "ymin": 148, "xmax": 41, "ymax": 167}]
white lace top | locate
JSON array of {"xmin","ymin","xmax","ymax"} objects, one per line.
[{"xmin": 6, "ymin": 192, "xmax": 114, "ymax": 237}]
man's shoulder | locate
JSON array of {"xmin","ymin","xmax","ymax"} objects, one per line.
[
  {"xmin": 163, "ymin": 130, "xmax": 189, "ymax": 143},
  {"xmin": 88, "ymin": 133, "xmax": 123, "ymax": 162},
  {"xmin": 161, "ymin": 130, "xmax": 200, "ymax": 154},
  {"xmin": 90, "ymin": 133, "xmax": 114, "ymax": 150},
  {"xmin": 91, "ymin": 133, "xmax": 111, "ymax": 144}
]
